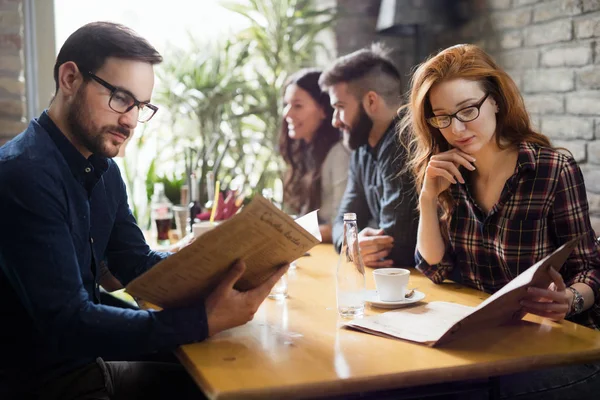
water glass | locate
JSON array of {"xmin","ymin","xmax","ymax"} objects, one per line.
[
  {"xmin": 172, "ymin": 205, "xmax": 190, "ymax": 239},
  {"xmin": 268, "ymin": 273, "xmax": 288, "ymax": 300}
]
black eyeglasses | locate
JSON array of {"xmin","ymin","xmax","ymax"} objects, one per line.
[
  {"xmin": 85, "ymin": 71, "xmax": 158, "ymax": 123},
  {"xmin": 427, "ymin": 93, "xmax": 489, "ymax": 129}
]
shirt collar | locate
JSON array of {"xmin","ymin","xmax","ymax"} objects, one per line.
[
  {"xmin": 457, "ymin": 141, "xmax": 537, "ymax": 213},
  {"xmin": 368, "ymin": 117, "xmax": 399, "ymax": 158},
  {"xmin": 37, "ymin": 111, "xmax": 109, "ymax": 186},
  {"xmin": 516, "ymin": 141, "xmax": 537, "ymax": 173}
]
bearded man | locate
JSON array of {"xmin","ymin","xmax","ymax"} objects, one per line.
[{"xmin": 319, "ymin": 44, "xmax": 418, "ymax": 268}]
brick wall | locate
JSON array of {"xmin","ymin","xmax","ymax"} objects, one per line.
[
  {"xmin": 438, "ymin": 0, "xmax": 600, "ymax": 232},
  {"xmin": 335, "ymin": 0, "xmax": 600, "ymax": 233},
  {"xmin": 0, "ymin": 0, "xmax": 25, "ymax": 146},
  {"xmin": 333, "ymin": 0, "xmax": 417, "ymax": 90}
]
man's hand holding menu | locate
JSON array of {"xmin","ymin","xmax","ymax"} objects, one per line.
[
  {"xmin": 126, "ymin": 195, "xmax": 321, "ymax": 309},
  {"xmin": 205, "ymin": 260, "xmax": 289, "ymax": 336}
]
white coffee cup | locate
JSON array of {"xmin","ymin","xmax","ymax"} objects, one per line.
[
  {"xmin": 373, "ymin": 268, "xmax": 410, "ymax": 302},
  {"xmin": 192, "ymin": 221, "xmax": 219, "ymax": 238}
]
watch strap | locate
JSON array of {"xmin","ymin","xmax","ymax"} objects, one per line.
[{"xmin": 567, "ymin": 287, "xmax": 584, "ymax": 317}]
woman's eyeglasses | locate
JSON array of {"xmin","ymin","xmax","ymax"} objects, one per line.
[{"xmin": 427, "ymin": 93, "xmax": 489, "ymax": 129}]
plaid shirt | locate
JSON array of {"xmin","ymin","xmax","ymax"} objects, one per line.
[{"xmin": 417, "ymin": 142, "xmax": 600, "ymax": 330}]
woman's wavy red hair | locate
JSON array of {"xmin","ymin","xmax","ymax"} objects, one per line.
[{"xmin": 400, "ymin": 44, "xmax": 551, "ymax": 237}]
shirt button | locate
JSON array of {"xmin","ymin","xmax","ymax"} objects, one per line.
[
  {"xmin": 85, "ymin": 167, "xmax": 91, "ymax": 173},
  {"xmin": 90, "ymin": 237, "xmax": 94, "ymax": 244}
]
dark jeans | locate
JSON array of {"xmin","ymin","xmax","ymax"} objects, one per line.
[
  {"xmin": 33, "ymin": 355, "xmax": 204, "ymax": 400},
  {"xmin": 491, "ymin": 361, "xmax": 600, "ymax": 399},
  {"xmin": 13, "ymin": 359, "xmax": 600, "ymax": 400},
  {"xmin": 5, "ymin": 294, "xmax": 202, "ymax": 400},
  {"xmin": 321, "ymin": 362, "xmax": 600, "ymax": 400}
]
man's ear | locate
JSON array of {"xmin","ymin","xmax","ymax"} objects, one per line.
[
  {"xmin": 57, "ymin": 61, "xmax": 83, "ymax": 97},
  {"xmin": 362, "ymin": 90, "xmax": 379, "ymax": 115}
]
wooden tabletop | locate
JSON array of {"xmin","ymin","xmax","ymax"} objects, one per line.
[{"xmin": 176, "ymin": 244, "xmax": 600, "ymax": 400}]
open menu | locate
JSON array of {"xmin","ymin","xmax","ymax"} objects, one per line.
[
  {"xmin": 126, "ymin": 195, "xmax": 321, "ymax": 308},
  {"xmin": 346, "ymin": 235, "xmax": 582, "ymax": 347}
]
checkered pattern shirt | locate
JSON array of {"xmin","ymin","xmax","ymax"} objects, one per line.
[{"xmin": 416, "ymin": 142, "xmax": 600, "ymax": 330}]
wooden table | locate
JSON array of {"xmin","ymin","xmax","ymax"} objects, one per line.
[{"xmin": 176, "ymin": 244, "xmax": 600, "ymax": 399}]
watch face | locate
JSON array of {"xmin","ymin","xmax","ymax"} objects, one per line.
[
  {"xmin": 573, "ymin": 289, "xmax": 584, "ymax": 314},
  {"xmin": 575, "ymin": 295, "xmax": 584, "ymax": 312}
]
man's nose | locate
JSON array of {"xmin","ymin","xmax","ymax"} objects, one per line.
[
  {"xmin": 332, "ymin": 110, "xmax": 342, "ymax": 129},
  {"xmin": 119, "ymin": 107, "xmax": 138, "ymax": 130}
]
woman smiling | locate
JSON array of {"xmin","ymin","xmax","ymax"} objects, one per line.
[{"xmin": 279, "ymin": 69, "xmax": 350, "ymax": 242}]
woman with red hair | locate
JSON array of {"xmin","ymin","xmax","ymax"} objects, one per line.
[{"xmin": 403, "ymin": 44, "xmax": 600, "ymax": 397}]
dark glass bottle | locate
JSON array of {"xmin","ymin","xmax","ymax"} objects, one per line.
[{"xmin": 188, "ymin": 173, "xmax": 201, "ymax": 232}]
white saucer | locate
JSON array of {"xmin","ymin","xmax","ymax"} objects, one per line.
[{"xmin": 365, "ymin": 290, "xmax": 426, "ymax": 309}]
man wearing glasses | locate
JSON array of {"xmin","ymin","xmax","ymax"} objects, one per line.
[{"xmin": 0, "ymin": 22, "xmax": 286, "ymax": 400}]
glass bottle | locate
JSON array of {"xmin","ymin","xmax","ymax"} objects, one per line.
[
  {"xmin": 336, "ymin": 213, "xmax": 366, "ymax": 318},
  {"xmin": 150, "ymin": 182, "xmax": 173, "ymax": 246},
  {"xmin": 204, "ymin": 171, "xmax": 215, "ymax": 210},
  {"xmin": 188, "ymin": 173, "xmax": 201, "ymax": 233}
]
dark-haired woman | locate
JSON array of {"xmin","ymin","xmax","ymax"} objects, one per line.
[{"xmin": 279, "ymin": 69, "xmax": 350, "ymax": 243}]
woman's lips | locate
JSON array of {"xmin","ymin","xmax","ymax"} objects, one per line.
[{"xmin": 455, "ymin": 136, "xmax": 475, "ymax": 145}]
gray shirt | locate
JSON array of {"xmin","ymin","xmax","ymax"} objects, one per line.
[{"xmin": 332, "ymin": 119, "xmax": 418, "ymax": 266}]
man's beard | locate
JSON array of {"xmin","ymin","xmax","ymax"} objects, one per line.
[
  {"xmin": 345, "ymin": 104, "xmax": 373, "ymax": 150},
  {"xmin": 66, "ymin": 87, "xmax": 130, "ymax": 158}
]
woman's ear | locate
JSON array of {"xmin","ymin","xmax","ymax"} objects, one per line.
[
  {"xmin": 318, "ymin": 105, "xmax": 326, "ymax": 121},
  {"xmin": 489, "ymin": 96, "xmax": 499, "ymax": 113}
]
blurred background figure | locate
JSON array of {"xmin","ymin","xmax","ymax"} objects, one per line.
[
  {"xmin": 320, "ymin": 44, "xmax": 419, "ymax": 268},
  {"xmin": 279, "ymin": 68, "xmax": 350, "ymax": 243}
]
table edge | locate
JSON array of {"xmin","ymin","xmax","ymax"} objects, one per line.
[{"xmin": 177, "ymin": 345, "xmax": 600, "ymax": 400}]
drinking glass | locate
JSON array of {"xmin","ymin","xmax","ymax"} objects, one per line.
[{"xmin": 268, "ymin": 273, "xmax": 288, "ymax": 300}]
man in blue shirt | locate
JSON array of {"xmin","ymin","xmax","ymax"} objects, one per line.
[{"xmin": 0, "ymin": 22, "xmax": 286, "ymax": 400}]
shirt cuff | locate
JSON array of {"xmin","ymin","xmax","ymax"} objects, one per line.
[
  {"xmin": 569, "ymin": 268, "xmax": 600, "ymax": 309},
  {"xmin": 415, "ymin": 249, "xmax": 453, "ymax": 284},
  {"xmin": 150, "ymin": 301, "xmax": 209, "ymax": 349}
]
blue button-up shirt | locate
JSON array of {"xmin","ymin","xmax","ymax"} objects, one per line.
[
  {"xmin": 332, "ymin": 119, "xmax": 419, "ymax": 266},
  {"xmin": 0, "ymin": 112, "xmax": 208, "ymax": 392}
]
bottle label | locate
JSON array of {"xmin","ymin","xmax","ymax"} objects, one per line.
[{"xmin": 152, "ymin": 205, "xmax": 172, "ymax": 218}]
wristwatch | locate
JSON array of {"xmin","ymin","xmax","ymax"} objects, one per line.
[{"xmin": 567, "ymin": 287, "xmax": 584, "ymax": 317}]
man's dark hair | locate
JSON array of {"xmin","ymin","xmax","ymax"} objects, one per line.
[
  {"xmin": 319, "ymin": 43, "xmax": 402, "ymax": 107},
  {"xmin": 53, "ymin": 21, "xmax": 163, "ymax": 93}
]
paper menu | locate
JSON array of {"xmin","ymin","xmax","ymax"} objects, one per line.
[
  {"xmin": 294, "ymin": 210, "xmax": 322, "ymax": 242},
  {"xmin": 346, "ymin": 235, "xmax": 582, "ymax": 347},
  {"xmin": 349, "ymin": 302, "xmax": 474, "ymax": 344},
  {"xmin": 126, "ymin": 195, "xmax": 321, "ymax": 308}
]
